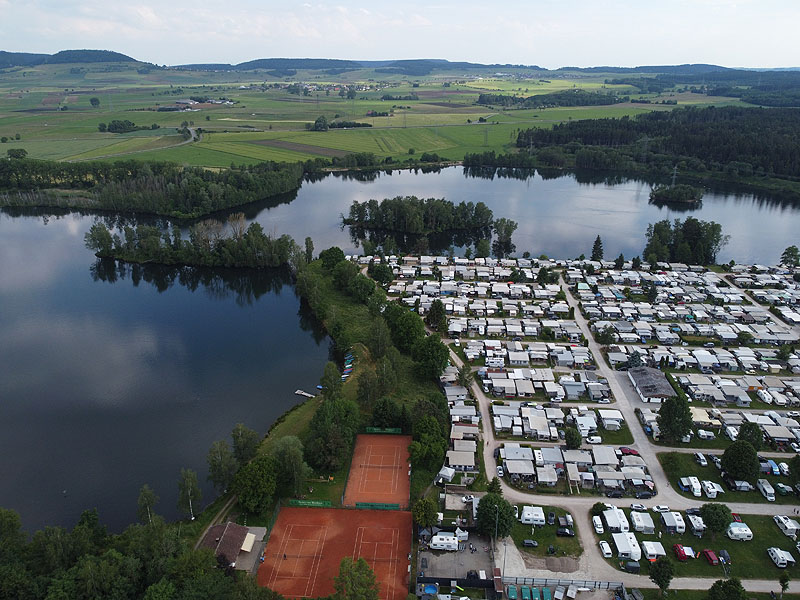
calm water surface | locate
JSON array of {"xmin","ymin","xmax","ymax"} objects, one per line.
[{"xmin": 1, "ymin": 167, "xmax": 798, "ymax": 532}]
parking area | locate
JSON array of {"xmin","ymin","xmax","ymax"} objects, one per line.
[{"xmin": 418, "ymin": 532, "xmax": 493, "ymax": 579}]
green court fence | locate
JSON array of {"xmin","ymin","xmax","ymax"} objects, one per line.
[
  {"xmin": 364, "ymin": 427, "xmax": 402, "ymax": 434},
  {"xmin": 355, "ymin": 502, "xmax": 401, "ymax": 510},
  {"xmin": 288, "ymin": 499, "xmax": 332, "ymax": 508},
  {"xmin": 264, "ymin": 500, "xmax": 283, "ymax": 539}
]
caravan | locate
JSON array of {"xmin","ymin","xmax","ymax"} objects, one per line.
[
  {"xmin": 727, "ymin": 523, "xmax": 753, "ymax": 541},
  {"xmin": 430, "ymin": 532, "xmax": 459, "ymax": 551}
]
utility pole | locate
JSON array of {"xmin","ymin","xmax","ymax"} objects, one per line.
[{"xmin": 671, "ymin": 165, "xmax": 678, "ymax": 187}]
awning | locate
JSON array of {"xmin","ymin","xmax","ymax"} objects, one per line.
[{"xmin": 241, "ymin": 533, "xmax": 256, "ymax": 553}]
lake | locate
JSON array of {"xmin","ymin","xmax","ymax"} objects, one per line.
[{"xmin": 1, "ymin": 166, "xmax": 797, "ymax": 532}]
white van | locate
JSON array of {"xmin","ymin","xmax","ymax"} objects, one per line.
[
  {"xmin": 758, "ymin": 478, "xmax": 776, "ymax": 502},
  {"xmin": 697, "ymin": 429, "xmax": 715, "ymax": 440}
]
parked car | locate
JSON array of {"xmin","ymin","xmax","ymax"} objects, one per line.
[
  {"xmin": 606, "ymin": 490, "xmax": 623, "ymax": 499},
  {"xmin": 703, "ymin": 342, "xmax": 716, "ymax": 348},
  {"xmin": 686, "ymin": 507, "xmax": 701, "ymax": 516},
  {"xmin": 513, "ymin": 505, "xmax": 519, "ymax": 519},
  {"xmin": 710, "ymin": 455, "xmax": 722, "ymax": 470},
  {"xmin": 593, "ymin": 516, "xmax": 604, "ymax": 534},
  {"xmin": 719, "ymin": 549, "xmax": 732, "ymax": 565},
  {"xmin": 703, "ymin": 549, "xmax": 720, "ymax": 566},
  {"xmin": 556, "ymin": 527, "xmax": 575, "ymax": 537},
  {"xmin": 673, "ymin": 544, "xmax": 688, "ymax": 562},
  {"xmin": 497, "ymin": 466, "xmax": 504, "ymax": 477},
  {"xmin": 652, "ymin": 505, "xmax": 670, "ymax": 513},
  {"xmin": 791, "ymin": 442, "xmax": 800, "ymax": 454},
  {"xmin": 599, "ymin": 541, "xmax": 612, "ymax": 558},
  {"xmin": 635, "ymin": 491, "xmax": 654, "ymax": 500},
  {"xmin": 732, "ymin": 513, "xmax": 742, "ymax": 523},
  {"xmin": 780, "ymin": 462, "xmax": 790, "ymax": 477},
  {"xmin": 695, "ymin": 452, "xmax": 708, "ymax": 467},
  {"xmin": 547, "ymin": 511, "xmax": 556, "ymax": 525},
  {"xmin": 523, "ymin": 539, "xmax": 538, "ymax": 548},
  {"xmin": 462, "ymin": 495, "xmax": 475, "ymax": 503},
  {"xmin": 620, "ymin": 447, "xmax": 639, "ymax": 456},
  {"xmin": 630, "ymin": 503, "xmax": 647, "ymax": 512},
  {"xmin": 586, "ymin": 436, "xmax": 602, "ymax": 444}
]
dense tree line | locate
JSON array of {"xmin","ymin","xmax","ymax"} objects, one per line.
[
  {"xmin": 462, "ymin": 151, "xmax": 536, "ymax": 169},
  {"xmin": 343, "ymin": 196, "xmax": 494, "ymax": 235},
  {"xmin": 643, "ymin": 217, "xmax": 729, "ymax": 265},
  {"xmin": 0, "ymin": 158, "xmax": 319, "ymax": 218},
  {"xmin": 0, "ymin": 506, "xmax": 283, "ymax": 600},
  {"xmin": 477, "ymin": 89, "xmax": 626, "ymax": 108},
  {"xmin": 84, "ymin": 214, "xmax": 302, "ymax": 270},
  {"xmin": 516, "ymin": 106, "xmax": 800, "ymax": 182},
  {"xmin": 98, "ymin": 120, "xmax": 159, "ymax": 133}
]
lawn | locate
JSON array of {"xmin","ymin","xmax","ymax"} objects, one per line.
[
  {"xmin": 593, "ymin": 507, "xmax": 800, "ymax": 580},
  {"xmin": 601, "ymin": 423, "xmax": 634, "ymax": 445},
  {"xmin": 509, "ymin": 505, "xmax": 583, "ymax": 557},
  {"xmin": 658, "ymin": 452, "xmax": 800, "ymax": 506}
]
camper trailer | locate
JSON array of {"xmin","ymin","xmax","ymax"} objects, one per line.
[
  {"xmin": 727, "ymin": 523, "xmax": 753, "ymax": 541},
  {"xmin": 430, "ymin": 532, "xmax": 459, "ymax": 551},
  {"xmin": 520, "ymin": 506, "xmax": 546, "ymax": 526},
  {"xmin": 774, "ymin": 515, "xmax": 800, "ymax": 540},
  {"xmin": 679, "ymin": 476, "xmax": 701, "ymax": 497},
  {"xmin": 612, "ymin": 532, "xmax": 642, "ymax": 561}
]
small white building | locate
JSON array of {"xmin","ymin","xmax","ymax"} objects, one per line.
[{"xmin": 430, "ymin": 532, "xmax": 459, "ymax": 551}]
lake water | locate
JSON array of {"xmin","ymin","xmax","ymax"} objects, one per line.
[
  {"xmin": 244, "ymin": 167, "xmax": 799, "ymax": 265},
  {"xmin": 1, "ymin": 167, "xmax": 797, "ymax": 532}
]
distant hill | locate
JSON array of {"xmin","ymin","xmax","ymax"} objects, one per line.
[
  {"xmin": 556, "ymin": 64, "xmax": 732, "ymax": 75},
  {"xmin": 0, "ymin": 49, "xmax": 137, "ymax": 68},
  {"xmin": 46, "ymin": 49, "xmax": 136, "ymax": 63}
]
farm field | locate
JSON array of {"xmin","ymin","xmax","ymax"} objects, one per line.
[{"xmin": 0, "ymin": 61, "xmax": 744, "ymax": 167}]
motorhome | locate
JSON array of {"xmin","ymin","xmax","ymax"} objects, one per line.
[{"xmin": 758, "ymin": 478, "xmax": 776, "ymax": 502}]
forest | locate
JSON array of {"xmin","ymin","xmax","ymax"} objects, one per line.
[
  {"xmin": 343, "ymin": 196, "xmax": 494, "ymax": 235},
  {"xmin": 477, "ymin": 89, "xmax": 626, "ymax": 108},
  {"xmin": 0, "ymin": 158, "xmax": 320, "ymax": 218},
  {"xmin": 516, "ymin": 106, "xmax": 800, "ymax": 185},
  {"xmin": 642, "ymin": 217, "xmax": 729, "ymax": 265},
  {"xmin": 84, "ymin": 214, "xmax": 301, "ymax": 270}
]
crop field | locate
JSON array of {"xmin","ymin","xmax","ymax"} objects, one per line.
[{"xmin": 0, "ymin": 61, "xmax": 741, "ymax": 167}]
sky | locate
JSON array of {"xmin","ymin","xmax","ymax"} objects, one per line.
[{"xmin": 1, "ymin": 0, "xmax": 798, "ymax": 69}]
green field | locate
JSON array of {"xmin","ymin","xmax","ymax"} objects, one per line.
[
  {"xmin": 510, "ymin": 505, "xmax": 583, "ymax": 557},
  {"xmin": 592, "ymin": 507, "xmax": 800, "ymax": 580},
  {"xmin": 0, "ymin": 61, "xmax": 742, "ymax": 168},
  {"xmin": 658, "ymin": 452, "xmax": 800, "ymax": 505}
]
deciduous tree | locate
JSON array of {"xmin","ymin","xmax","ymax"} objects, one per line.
[
  {"xmin": 334, "ymin": 557, "xmax": 379, "ymax": 600},
  {"xmin": 656, "ymin": 394, "xmax": 692, "ymax": 444},
  {"xmin": 271, "ymin": 436, "xmax": 311, "ymax": 496},
  {"xmin": 233, "ymin": 454, "xmax": 276, "ymax": 515},
  {"xmin": 721, "ymin": 440, "xmax": 759, "ymax": 482},
  {"xmin": 649, "ymin": 557, "xmax": 674, "ymax": 596},
  {"xmin": 231, "ymin": 423, "xmax": 260, "ymax": 468},
  {"xmin": 412, "ymin": 497, "xmax": 438, "ymax": 528},
  {"xmin": 707, "ymin": 577, "xmax": 747, "ymax": 600},
  {"xmin": 476, "ymin": 493, "xmax": 515, "ymax": 539},
  {"xmin": 207, "ymin": 440, "xmax": 237, "ymax": 494},
  {"xmin": 737, "ymin": 421, "xmax": 763, "ymax": 451},
  {"xmin": 137, "ymin": 484, "xmax": 159, "ymax": 525},
  {"xmin": 699, "ymin": 503, "xmax": 731, "ymax": 538},
  {"xmin": 177, "ymin": 469, "xmax": 201, "ymax": 520}
]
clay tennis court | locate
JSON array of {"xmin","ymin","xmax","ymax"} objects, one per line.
[
  {"xmin": 342, "ymin": 434, "xmax": 412, "ymax": 507},
  {"xmin": 258, "ymin": 507, "xmax": 412, "ymax": 600}
]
